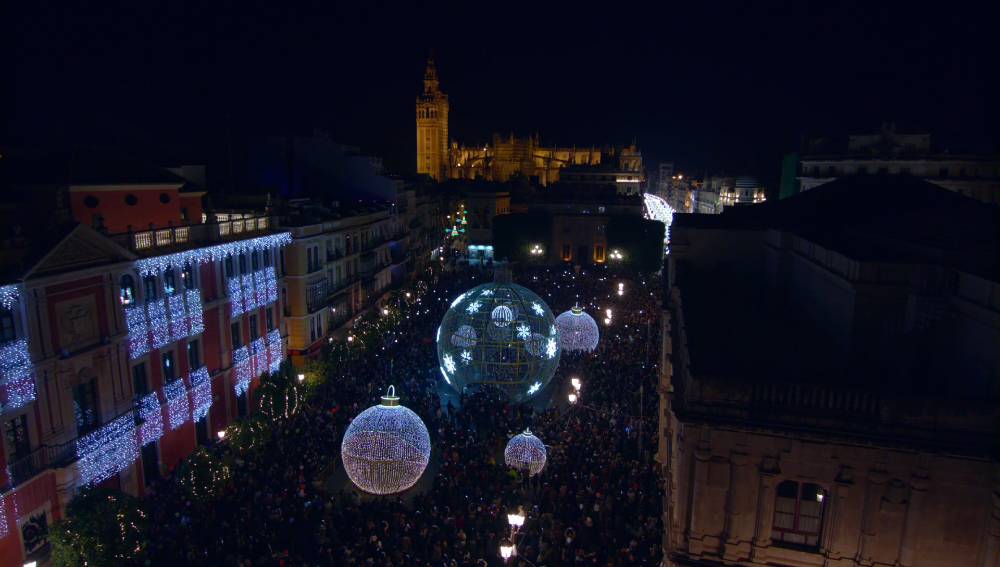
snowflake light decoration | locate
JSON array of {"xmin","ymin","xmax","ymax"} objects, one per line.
[
  {"xmin": 545, "ymin": 337, "xmax": 558, "ymax": 359},
  {"xmin": 504, "ymin": 429, "xmax": 547, "ymax": 476},
  {"xmin": 341, "ymin": 386, "xmax": 431, "ymax": 495},
  {"xmin": 527, "ymin": 381, "xmax": 542, "ymax": 395},
  {"xmin": 555, "ymin": 306, "xmax": 600, "ymax": 353},
  {"xmin": 437, "ymin": 282, "xmax": 561, "ymax": 402}
]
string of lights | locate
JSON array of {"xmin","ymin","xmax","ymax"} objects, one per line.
[
  {"xmin": 241, "ymin": 274, "xmax": 255, "ymax": 313},
  {"xmin": 0, "ymin": 338, "xmax": 36, "ymax": 410},
  {"xmin": 76, "ymin": 412, "xmax": 138, "ymax": 486},
  {"xmin": 251, "ymin": 337, "xmax": 267, "ymax": 377},
  {"xmin": 165, "ymin": 379, "xmax": 190, "ymax": 431},
  {"xmin": 229, "ymin": 267, "xmax": 279, "ymax": 317},
  {"xmin": 232, "ymin": 346, "xmax": 251, "ymax": 397},
  {"xmin": 186, "ymin": 289, "xmax": 204, "ymax": 336},
  {"xmin": 168, "ymin": 293, "xmax": 188, "ymax": 342},
  {"xmin": 138, "ymin": 391, "xmax": 164, "ymax": 446},
  {"xmin": 228, "ymin": 278, "xmax": 245, "ymax": 317},
  {"xmin": 0, "ymin": 284, "xmax": 19, "ymax": 311},
  {"xmin": 134, "ymin": 232, "xmax": 292, "ymax": 276},
  {"xmin": 147, "ymin": 299, "xmax": 170, "ymax": 349},
  {"xmin": 504, "ymin": 429, "xmax": 547, "ymax": 476},
  {"xmin": 189, "ymin": 366, "xmax": 211, "ymax": 422},
  {"xmin": 266, "ymin": 329, "xmax": 283, "ymax": 374},
  {"xmin": 125, "ymin": 304, "xmax": 150, "ymax": 359},
  {"xmin": 555, "ymin": 307, "xmax": 600, "ymax": 353}
]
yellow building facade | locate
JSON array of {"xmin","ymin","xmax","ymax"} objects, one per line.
[{"xmin": 416, "ymin": 57, "xmax": 643, "ymax": 185}]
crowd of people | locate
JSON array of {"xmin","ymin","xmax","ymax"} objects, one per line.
[{"xmin": 139, "ymin": 262, "xmax": 664, "ymax": 566}]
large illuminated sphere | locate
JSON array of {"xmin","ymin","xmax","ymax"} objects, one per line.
[
  {"xmin": 555, "ymin": 306, "xmax": 600, "ymax": 353},
  {"xmin": 437, "ymin": 282, "xmax": 561, "ymax": 402},
  {"xmin": 504, "ymin": 429, "xmax": 547, "ymax": 476},
  {"xmin": 341, "ymin": 387, "xmax": 431, "ymax": 495}
]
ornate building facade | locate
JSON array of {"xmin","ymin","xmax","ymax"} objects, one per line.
[{"xmin": 415, "ymin": 57, "xmax": 644, "ymax": 186}]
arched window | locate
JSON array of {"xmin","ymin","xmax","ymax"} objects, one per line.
[
  {"xmin": 120, "ymin": 274, "xmax": 136, "ymax": 306},
  {"xmin": 163, "ymin": 268, "xmax": 177, "ymax": 296},
  {"xmin": 182, "ymin": 264, "xmax": 195, "ymax": 290},
  {"xmin": 143, "ymin": 275, "xmax": 158, "ymax": 303},
  {"xmin": 773, "ymin": 480, "xmax": 825, "ymax": 549}
]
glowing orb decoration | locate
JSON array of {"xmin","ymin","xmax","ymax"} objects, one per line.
[
  {"xmin": 437, "ymin": 283, "xmax": 561, "ymax": 402},
  {"xmin": 504, "ymin": 429, "xmax": 547, "ymax": 476},
  {"xmin": 341, "ymin": 386, "xmax": 431, "ymax": 495},
  {"xmin": 555, "ymin": 305, "xmax": 600, "ymax": 353}
]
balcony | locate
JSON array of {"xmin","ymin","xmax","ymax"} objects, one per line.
[
  {"xmin": 106, "ymin": 216, "xmax": 274, "ymax": 255},
  {"xmin": 3, "ymin": 441, "xmax": 76, "ymax": 490}
]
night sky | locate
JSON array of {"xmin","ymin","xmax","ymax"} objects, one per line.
[{"xmin": 9, "ymin": 1, "xmax": 998, "ymax": 186}]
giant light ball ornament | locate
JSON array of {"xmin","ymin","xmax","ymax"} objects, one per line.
[
  {"xmin": 555, "ymin": 305, "xmax": 600, "ymax": 353},
  {"xmin": 504, "ymin": 429, "xmax": 547, "ymax": 476},
  {"xmin": 437, "ymin": 282, "xmax": 561, "ymax": 402},
  {"xmin": 341, "ymin": 386, "xmax": 431, "ymax": 495}
]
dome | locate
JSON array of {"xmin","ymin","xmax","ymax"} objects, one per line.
[
  {"xmin": 341, "ymin": 386, "xmax": 431, "ymax": 495},
  {"xmin": 437, "ymin": 282, "xmax": 561, "ymax": 402},
  {"xmin": 504, "ymin": 429, "xmax": 547, "ymax": 476},
  {"xmin": 555, "ymin": 305, "xmax": 600, "ymax": 353}
]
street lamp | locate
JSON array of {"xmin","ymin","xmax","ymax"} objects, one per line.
[
  {"xmin": 297, "ymin": 373, "xmax": 305, "ymax": 382},
  {"xmin": 568, "ymin": 393, "xmax": 578, "ymax": 404},
  {"xmin": 507, "ymin": 507, "xmax": 526, "ymax": 531},
  {"xmin": 382, "ymin": 308, "xmax": 390, "ymax": 316},
  {"xmin": 499, "ymin": 538, "xmax": 515, "ymax": 561},
  {"xmin": 217, "ymin": 430, "xmax": 226, "ymax": 440},
  {"xmin": 570, "ymin": 377, "xmax": 581, "ymax": 391}
]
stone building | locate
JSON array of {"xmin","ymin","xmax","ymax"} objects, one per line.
[
  {"xmin": 415, "ymin": 57, "xmax": 644, "ymax": 186},
  {"xmin": 659, "ymin": 176, "xmax": 1000, "ymax": 566}
]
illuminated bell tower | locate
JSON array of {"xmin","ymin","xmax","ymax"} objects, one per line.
[{"xmin": 416, "ymin": 56, "xmax": 449, "ymax": 181}]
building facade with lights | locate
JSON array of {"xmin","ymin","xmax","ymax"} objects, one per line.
[
  {"xmin": 658, "ymin": 176, "xmax": 1000, "ymax": 567},
  {"xmin": 0, "ymin": 166, "xmax": 290, "ymax": 566},
  {"xmin": 416, "ymin": 57, "xmax": 645, "ymax": 186}
]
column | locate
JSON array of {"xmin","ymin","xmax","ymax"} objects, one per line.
[
  {"xmin": 751, "ymin": 466, "xmax": 779, "ymax": 562},
  {"xmin": 897, "ymin": 472, "xmax": 929, "ymax": 567},
  {"xmin": 724, "ymin": 451, "xmax": 753, "ymax": 561},
  {"xmin": 857, "ymin": 468, "xmax": 889, "ymax": 566},
  {"xmin": 687, "ymin": 441, "xmax": 712, "ymax": 556}
]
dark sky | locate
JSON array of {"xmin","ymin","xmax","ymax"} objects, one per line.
[{"xmin": 9, "ymin": 1, "xmax": 998, "ymax": 186}]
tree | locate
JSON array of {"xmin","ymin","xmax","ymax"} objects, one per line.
[{"xmin": 49, "ymin": 487, "xmax": 148, "ymax": 567}]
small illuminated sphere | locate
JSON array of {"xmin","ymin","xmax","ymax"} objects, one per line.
[
  {"xmin": 437, "ymin": 283, "xmax": 561, "ymax": 402},
  {"xmin": 504, "ymin": 429, "xmax": 547, "ymax": 476},
  {"xmin": 555, "ymin": 306, "xmax": 600, "ymax": 353},
  {"xmin": 341, "ymin": 386, "xmax": 431, "ymax": 495}
]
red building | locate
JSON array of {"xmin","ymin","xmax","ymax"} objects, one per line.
[{"xmin": 0, "ymin": 167, "xmax": 290, "ymax": 566}]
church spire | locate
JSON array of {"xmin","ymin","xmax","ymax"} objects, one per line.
[{"xmin": 423, "ymin": 52, "xmax": 440, "ymax": 94}]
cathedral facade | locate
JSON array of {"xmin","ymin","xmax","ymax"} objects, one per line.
[{"xmin": 416, "ymin": 57, "xmax": 643, "ymax": 185}]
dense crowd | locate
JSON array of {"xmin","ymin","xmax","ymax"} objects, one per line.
[{"xmin": 141, "ymin": 262, "xmax": 663, "ymax": 566}]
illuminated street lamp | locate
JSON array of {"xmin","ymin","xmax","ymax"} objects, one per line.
[
  {"xmin": 382, "ymin": 308, "xmax": 390, "ymax": 316},
  {"xmin": 507, "ymin": 507, "xmax": 526, "ymax": 530},
  {"xmin": 217, "ymin": 430, "xmax": 226, "ymax": 440},
  {"xmin": 297, "ymin": 373, "xmax": 305, "ymax": 382},
  {"xmin": 609, "ymin": 249, "xmax": 624, "ymax": 261},
  {"xmin": 568, "ymin": 392, "xmax": 578, "ymax": 404},
  {"xmin": 570, "ymin": 377, "xmax": 581, "ymax": 391},
  {"xmin": 499, "ymin": 539, "xmax": 515, "ymax": 561},
  {"xmin": 529, "ymin": 243, "xmax": 544, "ymax": 256}
]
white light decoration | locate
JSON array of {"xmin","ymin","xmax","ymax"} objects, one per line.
[
  {"xmin": 228, "ymin": 277, "xmax": 245, "ymax": 317},
  {"xmin": 189, "ymin": 366, "xmax": 211, "ymax": 422},
  {"xmin": 253, "ymin": 270, "xmax": 268, "ymax": 308},
  {"xmin": 168, "ymin": 293, "xmax": 188, "ymax": 342},
  {"xmin": 491, "ymin": 305, "xmax": 514, "ymax": 327},
  {"xmin": 526, "ymin": 381, "xmax": 542, "ymax": 395},
  {"xmin": 439, "ymin": 367, "xmax": 451, "ymax": 385},
  {"xmin": 0, "ymin": 339, "xmax": 36, "ymax": 410},
  {"xmin": 643, "ymin": 192, "xmax": 674, "ymax": 256},
  {"xmin": 437, "ymin": 283, "xmax": 561, "ymax": 402},
  {"xmin": 241, "ymin": 274, "xmax": 255, "ymax": 313},
  {"xmin": 233, "ymin": 346, "xmax": 252, "ymax": 397},
  {"xmin": 515, "ymin": 323, "xmax": 531, "ymax": 340},
  {"xmin": 0, "ymin": 284, "xmax": 19, "ymax": 310},
  {"xmin": 450, "ymin": 324, "xmax": 478, "ymax": 348},
  {"xmin": 341, "ymin": 386, "xmax": 431, "ymax": 495},
  {"xmin": 147, "ymin": 299, "xmax": 169, "ymax": 349},
  {"xmin": 449, "ymin": 293, "xmax": 467, "ymax": 309},
  {"xmin": 138, "ymin": 392, "xmax": 164, "ymax": 446},
  {"xmin": 186, "ymin": 289, "xmax": 204, "ymax": 335},
  {"xmin": 504, "ymin": 429, "xmax": 547, "ymax": 476},
  {"xmin": 267, "ymin": 329, "xmax": 283, "ymax": 374},
  {"xmin": 134, "ymin": 232, "xmax": 293, "ymax": 276},
  {"xmin": 251, "ymin": 337, "xmax": 267, "ymax": 377},
  {"xmin": 0, "ymin": 491, "xmax": 9, "ymax": 538},
  {"xmin": 165, "ymin": 379, "xmax": 190, "ymax": 431},
  {"xmin": 76, "ymin": 412, "xmax": 138, "ymax": 486},
  {"xmin": 263, "ymin": 267, "xmax": 278, "ymax": 304},
  {"xmin": 555, "ymin": 306, "xmax": 600, "ymax": 353},
  {"xmin": 125, "ymin": 304, "xmax": 150, "ymax": 359}
]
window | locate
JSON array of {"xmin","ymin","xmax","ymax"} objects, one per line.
[
  {"xmin": 163, "ymin": 268, "xmax": 177, "ymax": 296},
  {"xmin": 4, "ymin": 414, "xmax": 31, "ymax": 461},
  {"xmin": 773, "ymin": 480, "xmax": 826, "ymax": 549},
  {"xmin": 143, "ymin": 275, "xmax": 158, "ymax": 303},
  {"xmin": 262, "ymin": 249, "xmax": 271, "ymax": 267},
  {"xmin": 562, "ymin": 244, "xmax": 572, "ymax": 262},
  {"xmin": 309, "ymin": 317, "xmax": 316, "ymax": 343},
  {"xmin": 187, "ymin": 340, "xmax": 201, "ymax": 368},
  {"xmin": 182, "ymin": 264, "xmax": 195, "ymax": 290},
  {"xmin": 251, "ymin": 251, "xmax": 259, "ymax": 271},
  {"xmin": 0, "ymin": 308, "xmax": 15, "ymax": 343},
  {"xmin": 238, "ymin": 253, "xmax": 248, "ymax": 274},
  {"xmin": 225, "ymin": 257, "xmax": 234, "ymax": 279},
  {"xmin": 73, "ymin": 379, "xmax": 100, "ymax": 435},
  {"xmin": 120, "ymin": 274, "xmax": 136, "ymax": 306},
  {"xmin": 249, "ymin": 315, "xmax": 259, "ymax": 341},
  {"xmin": 594, "ymin": 245, "xmax": 605, "ymax": 263},
  {"xmin": 132, "ymin": 363, "xmax": 148, "ymax": 399},
  {"xmin": 231, "ymin": 322, "xmax": 242, "ymax": 350},
  {"xmin": 162, "ymin": 351, "xmax": 175, "ymax": 382},
  {"xmin": 266, "ymin": 308, "xmax": 274, "ymax": 331}
]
